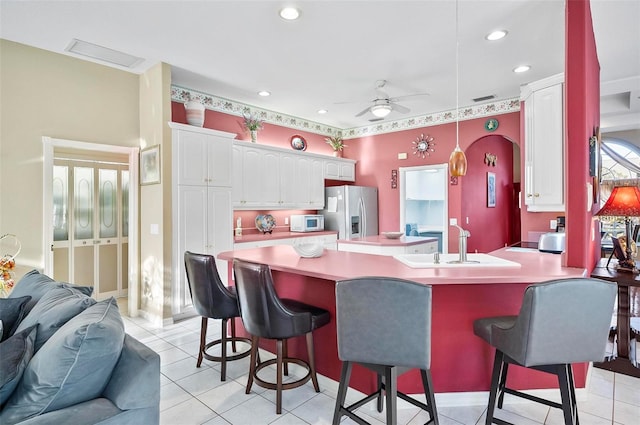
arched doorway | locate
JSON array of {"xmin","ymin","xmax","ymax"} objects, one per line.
[{"xmin": 462, "ymin": 135, "xmax": 520, "ymax": 253}]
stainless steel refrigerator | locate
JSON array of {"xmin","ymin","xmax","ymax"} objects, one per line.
[{"xmin": 321, "ymin": 186, "xmax": 378, "ymax": 240}]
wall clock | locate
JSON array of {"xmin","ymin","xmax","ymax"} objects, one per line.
[{"xmin": 412, "ymin": 134, "xmax": 435, "ymax": 158}]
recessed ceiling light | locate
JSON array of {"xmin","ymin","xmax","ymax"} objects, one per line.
[
  {"xmin": 317, "ymin": 109, "xmax": 328, "ymax": 114},
  {"xmin": 258, "ymin": 91, "xmax": 271, "ymax": 97},
  {"xmin": 486, "ymin": 30, "xmax": 508, "ymax": 41},
  {"xmin": 513, "ymin": 65, "xmax": 531, "ymax": 73},
  {"xmin": 279, "ymin": 7, "xmax": 300, "ymax": 20}
]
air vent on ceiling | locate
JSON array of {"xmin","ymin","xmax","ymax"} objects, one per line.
[
  {"xmin": 65, "ymin": 39, "xmax": 144, "ymax": 68},
  {"xmin": 473, "ymin": 94, "xmax": 496, "ymax": 102}
]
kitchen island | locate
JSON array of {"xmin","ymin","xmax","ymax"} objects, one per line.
[{"xmin": 218, "ymin": 246, "xmax": 587, "ymax": 399}]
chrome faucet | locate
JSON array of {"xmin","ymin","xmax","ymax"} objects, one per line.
[{"xmin": 451, "ymin": 224, "xmax": 471, "ymax": 263}]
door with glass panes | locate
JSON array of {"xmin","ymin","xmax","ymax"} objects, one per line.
[{"xmin": 52, "ymin": 160, "xmax": 129, "ymax": 299}]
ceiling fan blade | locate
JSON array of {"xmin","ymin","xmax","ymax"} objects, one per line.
[
  {"xmin": 355, "ymin": 106, "xmax": 372, "ymax": 117},
  {"xmin": 390, "ymin": 92, "xmax": 430, "ymax": 101},
  {"xmin": 391, "ymin": 103, "xmax": 410, "ymax": 114}
]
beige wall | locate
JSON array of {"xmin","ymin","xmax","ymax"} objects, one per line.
[
  {"xmin": 138, "ymin": 62, "xmax": 172, "ymax": 323},
  {"xmin": 0, "ymin": 39, "xmax": 139, "ymax": 268}
]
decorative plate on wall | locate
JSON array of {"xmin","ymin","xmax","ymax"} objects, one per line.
[
  {"xmin": 484, "ymin": 118, "xmax": 499, "ymax": 132},
  {"xmin": 412, "ymin": 134, "xmax": 435, "ymax": 158},
  {"xmin": 290, "ymin": 135, "xmax": 307, "ymax": 151}
]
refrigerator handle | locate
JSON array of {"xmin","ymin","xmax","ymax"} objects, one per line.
[{"xmin": 359, "ymin": 198, "xmax": 366, "ymax": 237}]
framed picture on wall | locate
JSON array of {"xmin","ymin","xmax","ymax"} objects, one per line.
[
  {"xmin": 140, "ymin": 145, "xmax": 160, "ymax": 185},
  {"xmin": 487, "ymin": 172, "xmax": 496, "ymax": 207}
]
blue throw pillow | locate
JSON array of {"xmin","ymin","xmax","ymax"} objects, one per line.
[
  {"xmin": 0, "ymin": 296, "xmax": 32, "ymax": 341},
  {"xmin": 8, "ymin": 270, "xmax": 93, "ymax": 314},
  {"xmin": 14, "ymin": 287, "xmax": 96, "ymax": 352},
  {"xmin": 0, "ymin": 325, "xmax": 37, "ymax": 407},
  {"xmin": 0, "ymin": 298, "xmax": 124, "ymax": 424}
]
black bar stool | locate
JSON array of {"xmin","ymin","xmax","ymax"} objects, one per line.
[
  {"xmin": 233, "ymin": 259, "xmax": 330, "ymax": 414},
  {"xmin": 473, "ymin": 278, "xmax": 616, "ymax": 425},
  {"xmin": 184, "ymin": 251, "xmax": 251, "ymax": 381},
  {"xmin": 332, "ymin": 277, "xmax": 439, "ymax": 425}
]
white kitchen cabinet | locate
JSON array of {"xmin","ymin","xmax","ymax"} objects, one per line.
[
  {"xmin": 233, "ymin": 142, "xmax": 336, "ymax": 209},
  {"xmin": 521, "ymin": 74, "xmax": 565, "ymax": 212},
  {"xmin": 175, "ymin": 186, "xmax": 232, "ymax": 315},
  {"xmin": 170, "ymin": 123, "xmax": 236, "ymax": 319},
  {"xmin": 233, "ymin": 144, "xmax": 279, "ymax": 208},
  {"xmin": 173, "ymin": 122, "xmax": 233, "ymax": 187},
  {"xmin": 294, "ymin": 155, "xmax": 325, "ymax": 208},
  {"xmin": 337, "ymin": 240, "xmax": 438, "ymax": 256},
  {"xmin": 324, "ymin": 157, "xmax": 356, "ymax": 181}
]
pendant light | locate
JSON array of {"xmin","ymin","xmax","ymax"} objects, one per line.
[{"xmin": 449, "ymin": 0, "xmax": 467, "ymax": 177}]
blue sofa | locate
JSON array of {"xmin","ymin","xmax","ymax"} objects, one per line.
[{"xmin": 0, "ymin": 270, "xmax": 160, "ymax": 424}]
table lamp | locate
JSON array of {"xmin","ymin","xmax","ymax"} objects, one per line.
[{"xmin": 595, "ymin": 186, "xmax": 640, "ymax": 273}]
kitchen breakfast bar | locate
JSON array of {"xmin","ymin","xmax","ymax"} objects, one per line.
[{"xmin": 218, "ymin": 246, "xmax": 587, "ymax": 397}]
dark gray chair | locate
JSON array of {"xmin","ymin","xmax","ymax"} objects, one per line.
[
  {"xmin": 232, "ymin": 259, "xmax": 330, "ymax": 414},
  {"xmin": 473, "ymin": 278, "xmax": 616, "ymax": 425},
  {"xmin": 332, "ymin": 277, "xmax": 439, "ymax": 425},
  {"xmin": 184, "ymin": 251, "xmax": 251, "ymax": 381}
]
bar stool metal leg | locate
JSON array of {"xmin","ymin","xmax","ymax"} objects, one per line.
[
  {"xmin": 486, "ymin": 350, "xmax": 504, "ymax": 425},
  {"xmin": 384, "ymin": 366, "xmax": 398, "ymax": 425},
  {"xmin": 420, "ymin": 369, "xmax": 439, "ymax": 424},
  {"xmin": 332, "ymin": 361, "xmax": 353, "ymax": 425}
]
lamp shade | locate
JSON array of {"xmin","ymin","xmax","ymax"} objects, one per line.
[
  {"xmin": 448, "ymin": 146, "xmax": 467, "ymax": 176},
  {"xmin": 595, "ymin": 186, "xmax": 640, "ymax": 217}
]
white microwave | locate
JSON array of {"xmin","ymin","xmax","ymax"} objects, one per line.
[{"xmin": 290, "ymin": 215, "xmax": 324, "ymax": 232}]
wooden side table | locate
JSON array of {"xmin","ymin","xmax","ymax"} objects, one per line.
[{"xmin": 591, "ymin": 258, "xmax": 640, "ymax": 378}]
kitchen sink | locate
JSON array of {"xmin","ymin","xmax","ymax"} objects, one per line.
[{"xmin": 393, "ymin": 253, "xmax": 521, "ymax": 268}]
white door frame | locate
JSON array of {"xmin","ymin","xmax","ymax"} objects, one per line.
[
  {"xmin": 399, "ymin": 163, "xmax": 449, "ymax": 253},
  {"xmin": 43, "ymin": 137, "xmax": 140, "ymax": 316}
]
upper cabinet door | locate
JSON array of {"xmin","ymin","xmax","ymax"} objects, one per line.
[
  {"xmin": 175, "ymin": 127, "xmax": 233, "ymax": 187},
  {"xmin": 177, "ymin": 130, "xmax": 209, "ymax": 186},
  {"xmin": 522, "ymin": 75, "xmax": 564, "ymax": 212}
]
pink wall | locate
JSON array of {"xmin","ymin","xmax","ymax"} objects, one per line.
[
  {"xmin": 345, "ymin": 112, "xmax": 521, "ymax": 253},
  {"xmin": 565, "ymin": 0, "xmax": 601, "ymax": 270},
  {"xmin": 463, "ymin": 135, "xmax": 516, "ymax": 252}
]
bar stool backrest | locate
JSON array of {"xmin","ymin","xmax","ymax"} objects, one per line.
[
  {"xmin": 336, "ymin": 277, "xmax": 432, "ymax": 370},
  {"xmin": 184, "ymin": 251, "xmax": 238, "ymax": 319},
  {"xmin": 493, "ymin": 278, "xmax": 616, "ymax": 367},
  {"xmin": 233, "ymin": 260, "xmax": 312, "ymax": 339}
]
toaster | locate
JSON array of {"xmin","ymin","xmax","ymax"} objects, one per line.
[{"xmin": 538, "ymin": 232, "xmax": 566, "ymax": 254}]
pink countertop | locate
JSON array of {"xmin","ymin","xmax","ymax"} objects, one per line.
[
  {"xmin": 233, "ymin": 230, "xmax": 338, "ymax": 244},
  {"xmin": 337, "ymin": 235, "xmax": 437, "ymax": 247},
  {"xmin": 218, "ymin": 246, "xmax": 586, "ymax": 285}
]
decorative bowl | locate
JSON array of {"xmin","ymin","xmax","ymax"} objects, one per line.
[
  {"xmin": 255, "ymin": 214, "xmax": 276, "ymax": 234},
  {"xmin": 293, "ymin": 243, "xmax": 324, "ymax": 258},
  {"xmin": 382, "ymin": 231, "xmax": 404, "ymax": 239}
]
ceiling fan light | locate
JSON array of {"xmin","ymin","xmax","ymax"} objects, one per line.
[
  {"xmin": 449, "ymin": 146, "xmax": 467, "ymax": 177},
  {"xmin": 371, "ymin": 104, "xmax": 392, "ymax": 118},
  {"xmin": 279, "ymin": 7, "xmax": 300, "ymax": 20}
]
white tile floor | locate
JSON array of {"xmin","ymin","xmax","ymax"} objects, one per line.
[{"xmin": 122, "ymin": 314, "xmax": 640, "ymax": 425}]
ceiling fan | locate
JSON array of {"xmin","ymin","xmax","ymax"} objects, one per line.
[{"xmin": 354, "ymin": 80, "xmax": 429, "ymax": 121}]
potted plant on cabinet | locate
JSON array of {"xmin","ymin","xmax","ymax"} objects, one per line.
[
  {"xmin": 325, "ymin": 135, "xmax": 347, "ymax": 157},
  {"xmin": 243, "ymin": 112, "xmax": 264, "ymax": 143}
]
